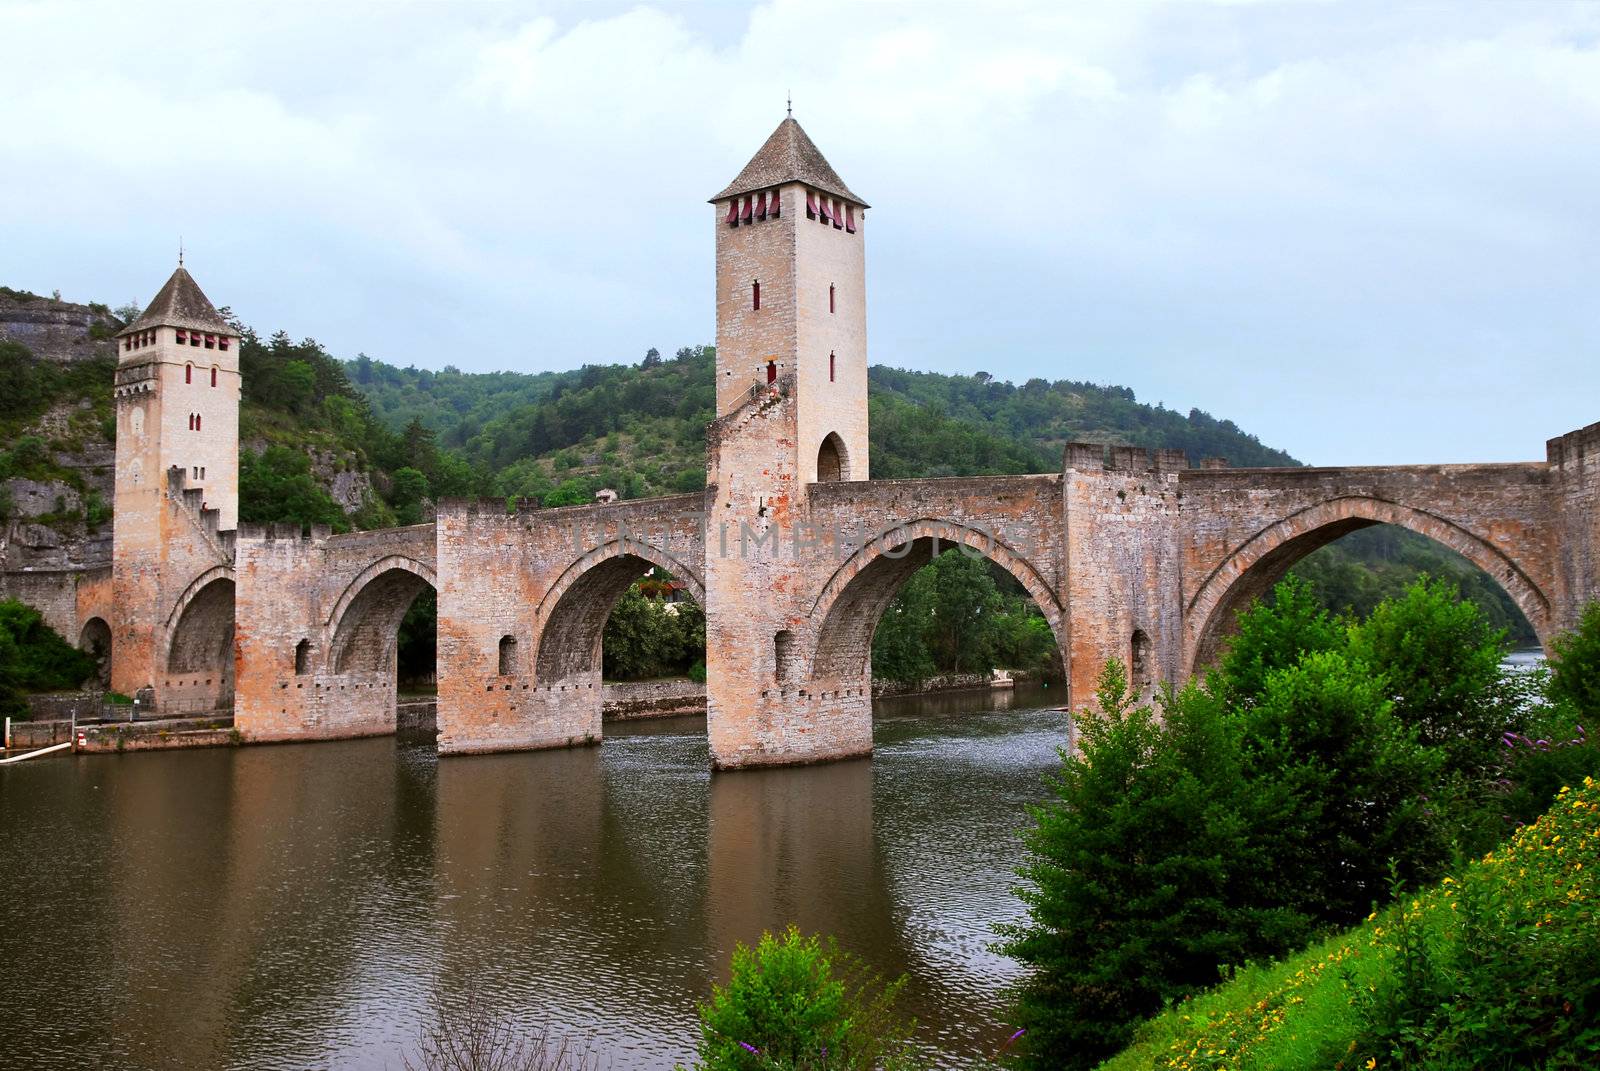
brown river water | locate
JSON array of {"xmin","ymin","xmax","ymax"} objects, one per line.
[{"xmin": 0, "ymin": 685, "xmax": 1068, "ymax": 1069}]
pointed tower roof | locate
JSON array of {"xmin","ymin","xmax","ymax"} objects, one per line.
[
  {"xmin": 117, "ymin": 266, "xmax": 234, "ymax": 338},
  {"xmin": 710, "ymin": 117, "xmax": 868, "ymax": 207}
]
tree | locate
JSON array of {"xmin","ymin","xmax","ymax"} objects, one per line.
[
  {"xmin": 1000, "ymin": 666, "xmax": 1269, "ymax": 1070},
  {"xmin": 390, "ymin": 467, "xmax": 431, "ymax": 526},
  {"xmin": 239, "ymin": 446, "xmax": 348, "ymax": 531},
  {"xmin": 1345, "ymin": 576, "xmax": 1511, "ymax": 772},
  {"xmin": 642, "ymin": 346, "xmax": 662, "ymax": 368},
  {"xmin": 1547, "ymin": 601, "xmax": 1600, "ymax": 717},
  {"xmin": 1210, "ymin": 574, "xmax": 1344, "ymax": 706},
  {"xmin": 688, "ymin": 926, "xmax": 918, "ymax": 1071},
  {"xmin": 0, "ymin": 599, "xmax": 98, "ymax": 716}
]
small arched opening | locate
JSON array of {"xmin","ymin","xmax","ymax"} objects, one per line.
[
  {"xmin": 1130, "ymin": 629, "xmax": 1152, "ymax": 688},
  {"xmin": 78, "ymin": 617, "xmax": 112, "ymax": 687},
  {"xmin": 774, "ymin": 629, "xmax": 801, "ymax": 684},
  {"xmin": 294, "ymin": 639, "xmax": 312, "ymax": 676},
  {"xmin": 816, "ymin": 432, "xmax": 848, "ymax": 483},
  {"xmin": 498, "ymin": 634, "xmax": 519, "ymax": 676}
]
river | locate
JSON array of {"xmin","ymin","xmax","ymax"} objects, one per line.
[{"xmin": 0, "ymin": 684, "xmax": 1068, "ymax": 1069}]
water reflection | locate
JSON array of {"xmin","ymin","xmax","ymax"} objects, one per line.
[{"xmin": 0, "ymin": 688, "xmax": 1067, "ymax": 1069}]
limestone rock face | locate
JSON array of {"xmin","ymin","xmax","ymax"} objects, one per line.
[{"xmin": 0, "ymin": 291, "xmax": 122, "ymax": 363}]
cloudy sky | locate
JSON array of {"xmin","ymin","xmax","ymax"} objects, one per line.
[{"xmin": 2, "ymin": 1, "xmax": 1596, "ymax": 465}]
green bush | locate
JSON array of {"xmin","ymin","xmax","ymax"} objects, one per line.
[
  {"xmin": 0, "ymin": 599, "xmax": 98, "ymax": 717},
  {"xmin": 1548, "ymin": 601, "xmax": 1600, "ymax": 717},
  {"xmin": 684, "ymin": 926, "xmax": 920, "ymax": 1071}
]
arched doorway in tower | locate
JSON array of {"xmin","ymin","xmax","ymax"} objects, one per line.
[
  {"xmin": 816, "ymin": 432, "xmax": 848, "ymax": 483},
  {"xmin": 1190, "ymin": 514, "xmax": 1545, "ymax": 678},
  {"xmin": 79, "ymin": 617, "xmax": 112, "ymax": 687},
  {"xmin": 165, "ymin": 576, "xmax": 236, "ymax": 713},
  {"xmin": 327, "ymin": 563, "xmax": 436, "ymax": 735},
  {"xmin": 812, "ymin": 532, "xmax": 1066, "ymax": 717}
]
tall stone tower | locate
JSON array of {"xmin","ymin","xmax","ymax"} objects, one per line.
[
  {"xmin": 110, "ymin": 265, "xmax": 241, "ymax": 700},
  {"xmin": 709, "ymin": 116, "xmax": 870, "ymax": 487},
  {"xmin": 704, "ymin": 116, "xmax": 872, "ymax": 768}
]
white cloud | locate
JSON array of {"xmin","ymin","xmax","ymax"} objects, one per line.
[{"xmin": 0, "ymin": 0, "xmax": 1596, "ymax": 463}]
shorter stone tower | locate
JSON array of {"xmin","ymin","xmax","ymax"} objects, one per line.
[{"xmin": 110, "ymin": 265, "xmax": 241, "ymax": 701}]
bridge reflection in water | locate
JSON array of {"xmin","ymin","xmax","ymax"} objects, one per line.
[{"xmin": 0, "ymin": 687, "xmax": 1065, "ymax": 1070}]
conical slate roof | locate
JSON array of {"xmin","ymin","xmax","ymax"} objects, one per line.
[
  {"xmin": 710, "ymin": 117, "xmax": 867, "ymax": 207},
  {"xmin": 117, "ymin": 266, "xmax": 233, "ymax": 338}
]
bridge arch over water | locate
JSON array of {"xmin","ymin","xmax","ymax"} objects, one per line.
[{"xmin": 1183, "ymin": 496, "xmax": 1553, "ymax": 676}]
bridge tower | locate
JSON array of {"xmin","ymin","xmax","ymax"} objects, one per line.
[
  {"xmin": 709, "ymin": 114, "xmax": 870, "ymax": 488},
  {"xmin": 704, "ymin": 115, "xmax": 873, "ymax": 768},
  {"xmin": 110, "ymin": 264, "xmax": 241, "ymax": 703}
]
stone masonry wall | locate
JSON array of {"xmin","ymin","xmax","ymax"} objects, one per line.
[
  {"xmin": 435, "ymin": 494, "xmax": 706, "ymax": 755},
  {"xmin": 233, "ymin": 522, "xmax": 435, "ymax": 741}
]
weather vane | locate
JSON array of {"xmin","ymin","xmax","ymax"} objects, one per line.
[
  {"xmin": 178, "ymin": 236, "xmax": 184, "ymax": 268},
  {"xmin": 787, "ymin": 91, "xmax": 792, "ymax": 118}
]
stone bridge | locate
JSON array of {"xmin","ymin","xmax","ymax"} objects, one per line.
[{"xmin": 6, "ymin": 118, "xmax": 1596, "ymax": 770}]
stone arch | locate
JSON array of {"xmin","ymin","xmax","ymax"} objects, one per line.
[
  {"xmin": 79, "ymin": 617, "xmax": 112, "ymax": 686},
  {"xmin": 808, "ymin": 518, "xmax": 1066, "ymax": 682},
  {"xmin": 817, "ymin": 432, "xmax": 848, "ymax": 483},
  {"xmin": 326, "ymin": 556, "xmax": 438, "ymax": 675},
  {"xmin": 532, "ymin": 539, "xmax": 705, "ymax": 683},
  {"xmin": 164, "ymin": 567, "xmax": 236, "ymax": 674},
  {"xmin": 1185, "ymin": 496, "xmax": 1553, "ymax": 676}
]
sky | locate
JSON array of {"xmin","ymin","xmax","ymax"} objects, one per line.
[{"xmin": 2, "ymin": 0, "xmax": 1596, "ymax": 466}]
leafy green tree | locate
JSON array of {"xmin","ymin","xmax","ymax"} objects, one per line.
[
  {"xmin": 1000, "ymin": 666, "xmax": 1272, "ymax": 1070},
  {"xmin": 1241, "ymin": 648, "xmax": 1445, "ymax": 924},
  {"xmin": 280, "ymin": 359, "xmax": 317, "ymax": 414},
  {"xmin": 1345, "ymin": 576, "xmax": 1511, "ymax": 772},
  {"xmin": 1211, "ymin": 574, "xmax": 1345, "ymax": 705},
  {"xmin": 687, "ymin": 926, "xmax": 919, "ymax": 1071},
  {"xmin": 239, "ymin": 446, "xmax": 349, "ymax": 531},
  {"xmin": 870, "ymin": 567, "xmax": 938, "ymax": 683},
  {"xmin": 0, "ymin": 599, "xmax": 98, "ymax": 716},
  {"xmin": 541, "ymin": 478, "xmax": 591, "ymax": 507},
  {"xmin": 389, "ymin": 467, "xmax": 431, "ymax": 526},
  {"xmin": 1547, "ymin": 601, "xmax": 1600, "ymax": 717}
]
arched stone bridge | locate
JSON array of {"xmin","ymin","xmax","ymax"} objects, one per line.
[{"xmin": 42, "ymin": 419, "xmax": 1592, "ymax": 768}]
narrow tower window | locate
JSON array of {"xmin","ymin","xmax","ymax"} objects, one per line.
[
  {"xmin": 295, "ymin": 639, "xmax": 311, "ymax": 676},
  {"xmin": 498, "ymin": 635, "xmax": 518, "ymax": 676},
  {"xmin": 185, "ymin": 363, "xmax": 192, "ymax": 384},
  {"xmin": 829, "ymin": 284, "xmax": 835, "ymax": 313},
  {"xmin": 210, "ymin": 366, "xmax": 218, "ymax": 387},
  {"xmin": 774, "ymin": 630, "xmax": 797, "ymax": 684},
  {"xmin": 752, "ymin": 279, "xmax": 760, "ymax": 310},
  {"xmin": 195, "ymin": 414, "xmax": 201, "ymax": 432},
  {"xmin": 1131, "ymin": 629, "xmax": 1152, "ymax": 687},
  {"xmin": 829, "ymin": 351, "xmax": 836, "ymax": 383}
]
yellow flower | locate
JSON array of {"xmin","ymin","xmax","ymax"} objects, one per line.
[{"xmin": 1367, "ymin": 1059, "xmax": 1377, "ymax": 1069}]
